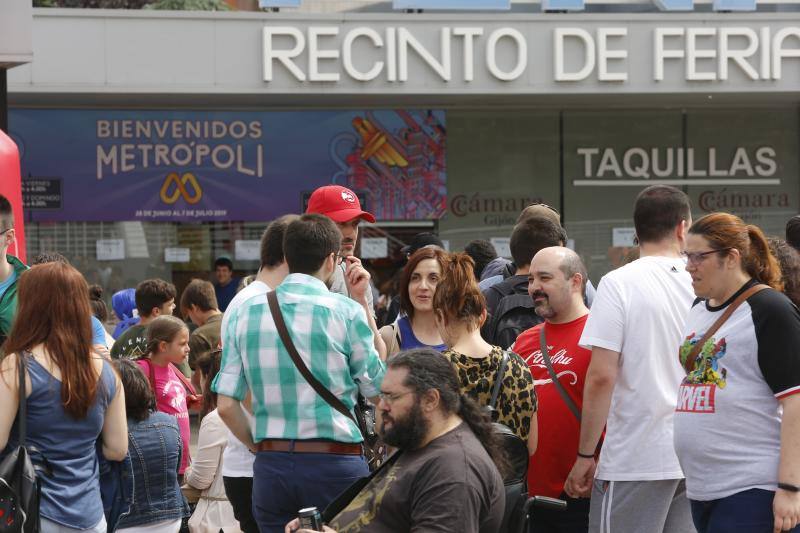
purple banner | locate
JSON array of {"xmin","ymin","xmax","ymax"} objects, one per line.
[{"xmin": 10, "ymin": 109, "xmax": 447, "ymax": 222}]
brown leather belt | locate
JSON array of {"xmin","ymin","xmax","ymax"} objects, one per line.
[{"xmin": 256, "ymin": 439, "xmax": 362, "ymax": 455}]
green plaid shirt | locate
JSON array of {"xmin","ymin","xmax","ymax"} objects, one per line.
[{"xmin": 212, "ymin": 273, "xmax": 385, "ymax": 443}]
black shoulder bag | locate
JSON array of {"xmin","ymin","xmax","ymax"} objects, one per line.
[
  {"xmin": 0, "ymin": 353, "xmax": 42, "ymax": 533},
  {"xmin": 540, "ymin": 326, "xmax": 581, "ymax": 421},
  {"xmin": 267, "ymin": 291, "xmax": 385, "ymax": 470}
]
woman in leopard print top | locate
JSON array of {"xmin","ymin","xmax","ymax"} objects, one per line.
[{"xmin": 433, "ymin": 253, "xmax": 537, "ymax": 451}]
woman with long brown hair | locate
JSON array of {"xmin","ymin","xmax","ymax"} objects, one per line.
[
  {"xmin": 0, "ymin": 262, "xmax": 128, "ymax": 533},
  {"xmin": 379, "ymin": 247, "xmax": 448, "ymax": 358},
  {"xmin": 432, "ymin": 252, "xmax": 537, "ymax": 453},
  {"xmin": 674, "ymin": 213, "xmax": 800, "ymax": 532}
]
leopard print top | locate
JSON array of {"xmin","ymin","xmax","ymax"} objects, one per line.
[{"xmin": 443, "ymin": 345, "xmax": 537, "ymax": 442}]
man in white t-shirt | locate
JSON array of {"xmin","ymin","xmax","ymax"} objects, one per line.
[
  {"xmin": 219, "ymin": 214, "xmax": 297, "ymax": 533},
  {"xmin": 564, "ymin": 185, "xmax": 696, "ymax": 533}
]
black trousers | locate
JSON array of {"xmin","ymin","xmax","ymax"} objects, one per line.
[
  {"xmin": 223, "ymin": 476, "xmax": 259, "ymax": 533},
  {"xmin": 529, "ymin": 493, "xmax": 590, "ymax": 533}
]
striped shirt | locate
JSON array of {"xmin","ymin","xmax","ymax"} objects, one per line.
[{"xmin": 212, "ymin": 273, "xmax": 385, "ymax": 443}]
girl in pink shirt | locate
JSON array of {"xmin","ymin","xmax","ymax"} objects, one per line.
[{"xmin": 137, "ymin": 315, "xmax": 197, "ymax": 475}]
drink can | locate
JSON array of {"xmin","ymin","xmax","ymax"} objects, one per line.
[{"xmin": 298, "ymin": 507, "xmax": 323, "ymax": 530}]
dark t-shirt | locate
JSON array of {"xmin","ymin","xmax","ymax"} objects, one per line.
[
  {"xmin": 111, "ymin": 323, "xmax": 191, "ymax": 376},
  {"xmin": 329, "ymin": 423, "xmax": 505, "ymax": 533},
  {"xmin": 215, "ymin": 279, "xmax": 240, "ymax": 313},
  {"xmin": 110, "ymin": 324, "xmax": 147, "ymax": 360}
]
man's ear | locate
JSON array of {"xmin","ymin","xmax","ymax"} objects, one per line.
[{"xmin": 420, "ymin": 388, "xmax": 441, "ymax": 413}]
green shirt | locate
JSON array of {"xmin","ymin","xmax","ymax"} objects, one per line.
[
  {"xmin": 188, "ymin": 313, "xmax": 222, "ymax": 369},
  {"xmin": 0, "ymin": 255, "xmax": 28, "ymax": 341},
  {"xmin": 213, "ymin": 273, "xmax": 385, "ymax": 443}
]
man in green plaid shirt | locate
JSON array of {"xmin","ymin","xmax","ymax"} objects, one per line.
[{"xmin": 214, "ymin": 213, "xmax": 386, "ymax": 533}]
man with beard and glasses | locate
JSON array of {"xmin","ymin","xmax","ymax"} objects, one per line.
[
  {"xmin": 284, "ymin": 348, "xmax": 506, "ymax": 533},
  {"xmin": 511, "ymin": 247, "xmax": 592, "ymax": 533},
  {"xmin": 213, "ymin": 214, "xmax": 386, "ymax": 533}
]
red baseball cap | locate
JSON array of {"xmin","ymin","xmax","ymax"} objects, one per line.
[{"xmin": 306, "ymin": 185, "xmax": 376, "ymax": 223}]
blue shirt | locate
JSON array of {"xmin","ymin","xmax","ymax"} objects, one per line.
[
  {"xmin": 215, "ymin": 278, "xmax": 240, "ymax": 312},
  {"xmin": 91, "ymin": 316, "xmax": 106, "ymax": 345}
]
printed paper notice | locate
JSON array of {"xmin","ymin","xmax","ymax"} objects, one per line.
[
  {"xmin": 235, "ymin": 240, "xmax": 261, "ymax": 261},
  {"xmin": 490, "ymin": 237, "xmax": 511, "ymax": 258},
  {"xmin": 165, "ymin": 247, "xmax": 190, "ymax": 263},
  {"xmin": 96, "ymin": 239, "xmax": 125, "ymax": 261},
  {"xmin": 612, "ymin": 227, "xmax": 637, "ymax": 247},
  {"xmin": 361, "ymin": 237, "xmax": 388, "ymax": 259}
]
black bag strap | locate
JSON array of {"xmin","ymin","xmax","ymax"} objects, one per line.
[
  {"xmin": 540, "ymin": 325, "xmax": 582, "ymax": 422},
  {"xmin": 267, "ymin": 290, "xmax": 357, "ymax": 425},
  {"xmin": 489, "ymin": 350, "xmax": 509, "ymax": 410},
  {"xmin": 17, "ymin": 351, "xmax": 28, "ymax": 444}
]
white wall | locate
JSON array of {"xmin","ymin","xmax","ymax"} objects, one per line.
[{"xmin": 0, "ymin": 0, "xmax": 33, "ymax": 68}]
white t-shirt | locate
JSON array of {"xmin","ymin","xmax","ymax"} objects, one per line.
[
  {"xmin": 219, "ymin": 279, "xmax": 269, "ymax": 478},
  {"xmin": 579, "ymin": 255, "xmax": 694, "ymax": 481},
  {"xmin": 674, "ymin": 283, "xmax": 800, "ymax": 500}
]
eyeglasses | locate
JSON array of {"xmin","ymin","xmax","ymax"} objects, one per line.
[
  {"xmin": 378, "ymin": 391, "xmax": 414, "ymax": 404},
  {"xmin": 682, "ymin": 248, "xmax": 732, "ymax": 265},
  {"xmin": 333, "ymin": 252, "xmax": 343, "ymax": 265}
]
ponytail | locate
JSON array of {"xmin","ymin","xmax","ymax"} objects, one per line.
[
  {"xmin": 456, "ymin": 394, "xmax": 511, "ymax": 479},
  {"xmin": 433, "ymin": 253, "xmax": 485, "ymax": 329},
  {"xmin": 746, "ymin": 225, "xmax": 783, "ymax": 291},
  {"xmin": 690, "ymin": 213, "xmax": 783, "ymax": 291}
]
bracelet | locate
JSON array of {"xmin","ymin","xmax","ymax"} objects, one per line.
[
  {"xmin": 778, "ymin": 483, "xmax": 800, "ymax": 492},
  {"xmin": 577, "ymin": 451, "xmax": 594, "ymax": 459}
]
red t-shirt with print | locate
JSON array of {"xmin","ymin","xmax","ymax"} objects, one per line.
[{"xmin": 512, "ymin": 315, "xmax": 591, "ymax": 498}]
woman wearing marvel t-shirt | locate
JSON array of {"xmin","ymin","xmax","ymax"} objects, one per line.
[{"xmin": 674, "ymin": 212, "xmax": 800, "ymax": 532}]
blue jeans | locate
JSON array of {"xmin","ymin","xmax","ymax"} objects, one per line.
[
  {"xmin": 691, "ymin": 488, "xmax": 799, "ymax": 533},
  {"xmin": 252, "ymin": 450, "xmax": 368, "ymax": 533}
]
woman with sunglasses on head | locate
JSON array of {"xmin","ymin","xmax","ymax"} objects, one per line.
[
  {"xmin": 378, "ymin": 247, "xmax": 449, "ymax": 358},
  {"xmin": 674, "ymin": 212, "xmax": 800, "ymax": 533}
]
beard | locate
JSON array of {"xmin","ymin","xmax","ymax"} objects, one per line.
[
  {"xmin": 379, "ymin": 403, "xmax": 429, "ymax": 450},
  {"xmin": 531, "ymin": 290, "xmax": 557, "ymax": 319}
]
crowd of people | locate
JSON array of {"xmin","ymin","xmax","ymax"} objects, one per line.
[{"xmin": 1, "ymin": 182, "xmax": 800, "ymax": 533}]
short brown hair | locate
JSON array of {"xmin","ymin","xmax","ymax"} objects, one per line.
[
  {"xmin": 261, "ymin": 214, "xmax": 299, "ymax": 269},
  {"xmin": 180, "ymin": 279, "xmax": 218, "ymax": 313},
  {"xmin": 136, "ymin": 279, "xmax": 177, "ymax": 318}
]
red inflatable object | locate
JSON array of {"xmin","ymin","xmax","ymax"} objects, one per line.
[{"xmin": 0, "ymin": 130, "xmax": 26, "ymax": 263}]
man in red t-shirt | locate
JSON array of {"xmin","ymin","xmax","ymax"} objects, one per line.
[{"xmin": 511, "ymin": 246, "xmax": 592, "ymax": 533}]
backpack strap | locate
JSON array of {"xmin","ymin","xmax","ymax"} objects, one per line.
[
  {"xmin": 539, "ymin": 325, "xmax": 581, "ymax": 421},
  {"xmin": 489, "ymin": 350, "xmax": 510, "ymax": 410},
  {"xmin": 17, "ymin": 351, "xmax": 28, "ymax": 445}
]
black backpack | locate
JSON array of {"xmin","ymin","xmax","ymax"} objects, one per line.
[{"xmin": 486, "ymin": 289, "xmax": 544, "ymax": 350}]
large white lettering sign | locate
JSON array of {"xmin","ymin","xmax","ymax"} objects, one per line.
[
  {"xmin": 573, "ymin": 145, "xmax": 779, "ymax": 186},
  {"xmin": 262, "ymin": 24, "xmax": 800, "ymax": 84}
]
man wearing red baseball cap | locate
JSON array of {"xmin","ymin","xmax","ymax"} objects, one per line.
[{"xmin": 306, "ymin": 185, "xmax": 385, "ymax": 358}]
